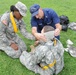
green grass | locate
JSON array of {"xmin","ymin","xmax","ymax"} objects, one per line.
[{"xmin": 0, "ymin": 0, "xmax": 76, "ymax": 75}]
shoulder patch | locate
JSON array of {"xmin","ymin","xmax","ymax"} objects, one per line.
[{"xmin": 2, "ymin": 20, "xmax": 7, "ymax": 25}]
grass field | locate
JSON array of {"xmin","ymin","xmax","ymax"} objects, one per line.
[{"xmin": 0, "ymin": 0, "xmax": 76, "ymax": 75}]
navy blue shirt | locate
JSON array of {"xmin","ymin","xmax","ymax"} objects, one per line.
[{"xmin": 31, "ymin": 8, "xmax": 60, "ymax": 33}]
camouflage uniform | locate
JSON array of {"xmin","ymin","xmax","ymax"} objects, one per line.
[
  {"xmin": 68, "ymin": 22, "xmax": 76, "ymax": 30},
  {"xmin": 65, "ymin": 39, "xmax": 76, "ymax": 57},
  {"xmin": 0, "ymin": 11, "xmax": 34, "ymax": 58},
  {"xmin": 20, "ymin": 39, "xmax": 64, "ymax": 75}
]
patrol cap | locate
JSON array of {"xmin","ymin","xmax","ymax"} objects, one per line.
[
  {"xmin": 30, "ymin": 4, "xmax": 40, "ymax": 17},
  {"xmin": 15, "ymin": 1, "xmax": 27, "ymax": 16}
]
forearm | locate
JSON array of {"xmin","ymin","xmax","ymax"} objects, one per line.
[
  {"xmin": 32, "ymin": 27, "xmax": 38, "ymax": 38},
  {"xmin": 55, "ymin": 23, "xmax": 62, "ymax": 31},
  {"xmin": 19, "ymin": 25, "xmax": 35, "ymax": 40},
  {"xmin": 54, "ymin": 23, "xmax": 62, "ymax": 36},
  {"xmin": 32, "ymin": 27, "xmax": 47, "ymax": 41},
  {"xmin": 32, "ymin": 29, "xmax": 41, "ymax": 41}
]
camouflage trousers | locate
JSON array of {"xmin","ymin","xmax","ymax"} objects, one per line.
[{"xmin": 0, "ymin": 37, "xmax": 27, "ymax": 58}]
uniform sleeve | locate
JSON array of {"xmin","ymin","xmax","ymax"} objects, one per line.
[
  {"xmin": 0, "ymin": 13, "xmax": 13, "ymax": 46},
  {"xmin": 19, "ymin": 20, "xmax": 35, "ymax": 40},
  {"xmin": 49, "ymin": 10, "xmax": 60, "ymax": 25},
  {"xmin": 0, "ymin": 22, "xmax": 12, "ymax": 46},
  {"xmin": 31, "ymin": 17, "xmax": 38, "ymax": 27}
]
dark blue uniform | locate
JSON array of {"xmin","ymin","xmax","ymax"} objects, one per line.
[{"xmin": 31, "ymin": 8, "xmax": 60, "ymax": 39}]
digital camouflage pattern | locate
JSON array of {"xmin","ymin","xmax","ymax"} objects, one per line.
[
  {"xmin": 20, "ymin": 39, "xmax": 64, "ymax": 75},
  {"xmin": 68, "ymin": 46, "xmax": 76, "ymax": 57},
  {"xmin": 0, "ymin": 11, "xmax": 35, "ymax": 58},
  {"xmin": 65, "ymin": 39, "xmax": 76, "ymax": 57},
  {"xmin": 68, "ymin": 22, "xmax": 76, "ymax": 30}
]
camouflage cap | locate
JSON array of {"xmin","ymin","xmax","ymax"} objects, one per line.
[
  {"xmin": 15, "ymin": 1, "xmax": 27, "ymax": 16},
  {"xmin": 68, "ymin": 46, "xmax": 76, "ymax": 57}
]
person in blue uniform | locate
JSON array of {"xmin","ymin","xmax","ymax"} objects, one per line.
[{"xmin": 30, "ymin": 4, "xmax": 62, "ymax": 41}]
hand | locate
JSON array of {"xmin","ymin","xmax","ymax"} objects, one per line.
[
  {"xmin": 54, "ymin": 28, "xmax": 60, "ymax": 36},
  {"xmin": 10, "ymin": 43, "xmax": 18, "ymax": 50},
  {"xmin": 34, "ymin": 33, "xmax": 46, "ymax": 42},
  {"xmin": 34, "ymin": 41, "xmax": 39, "ymax": 46}
]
